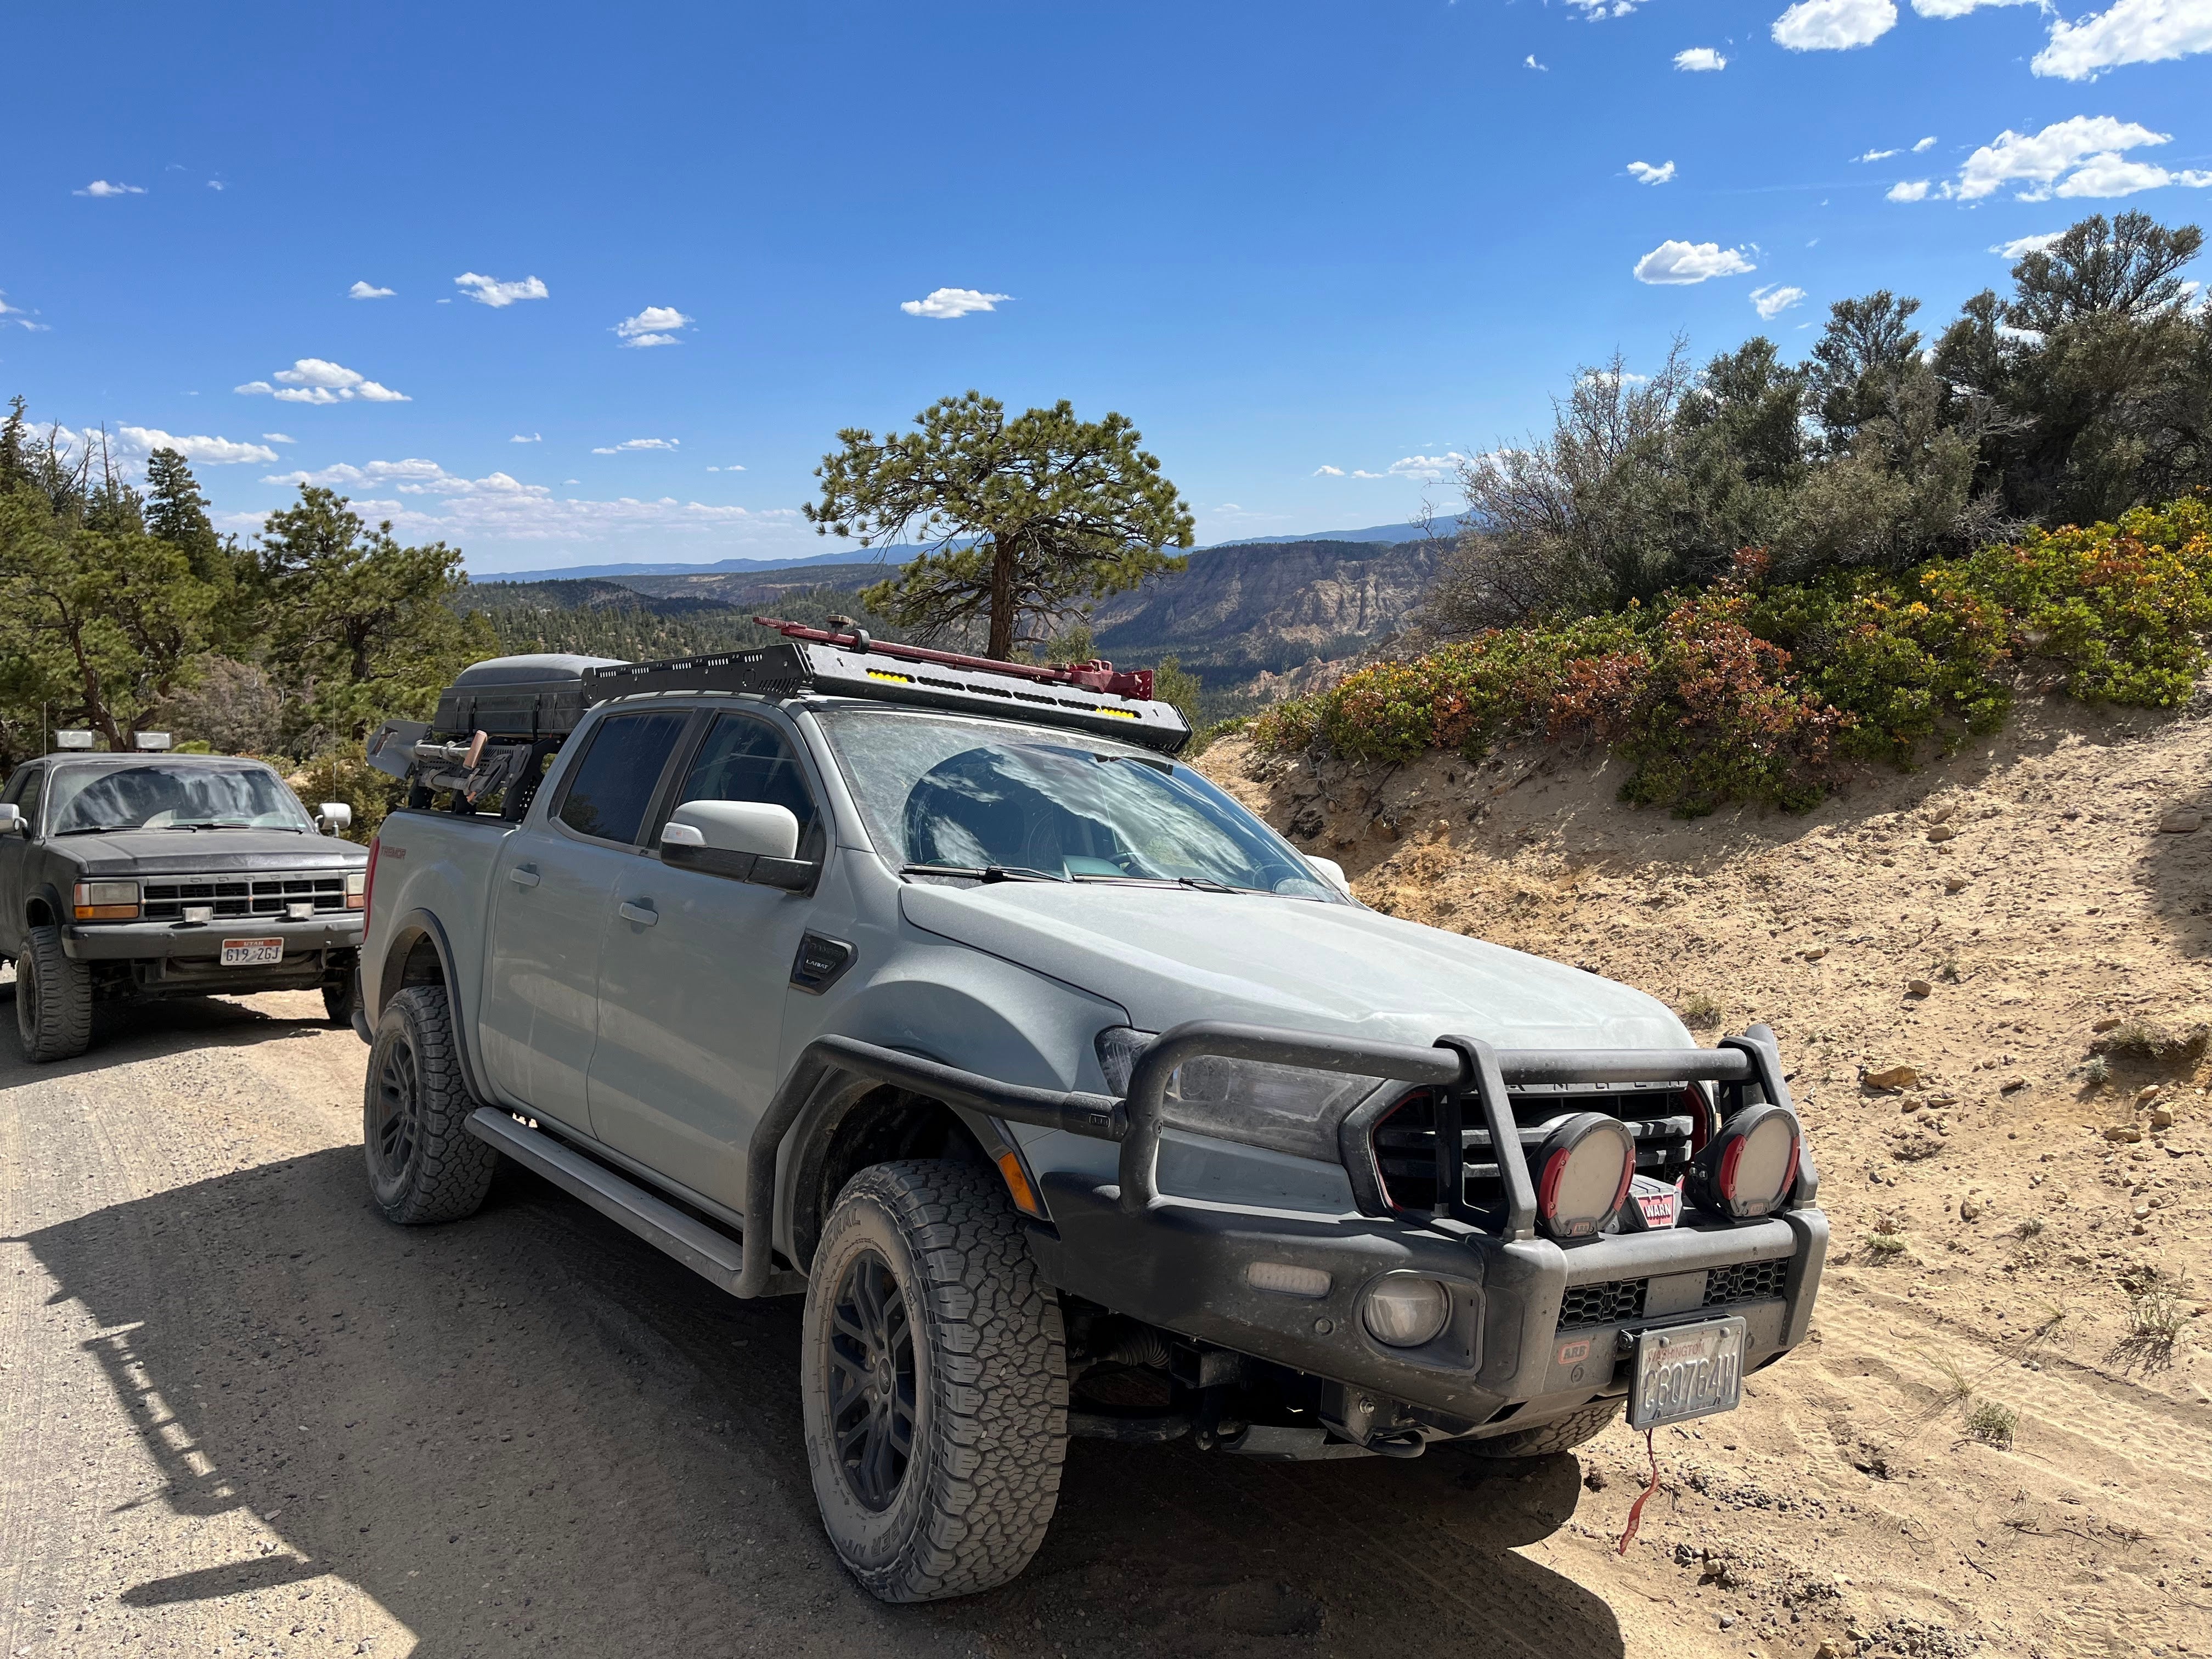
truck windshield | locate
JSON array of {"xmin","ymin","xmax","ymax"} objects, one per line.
[
  {"xmin": 816, "ymin": 708, "xmax": 1341, "ymax": 899},
  {"xmin": 46, "ymin": 765, "xmax": 314, "ymax": 834}
]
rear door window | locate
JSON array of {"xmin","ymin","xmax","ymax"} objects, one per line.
[{"xmin": 556, "ymin": 713, "xmax": 690, "ymax": 845}]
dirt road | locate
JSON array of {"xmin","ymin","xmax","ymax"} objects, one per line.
[{"xmin": 1, "ymin": 990, "xmax": 1645, "ymax": 1659}]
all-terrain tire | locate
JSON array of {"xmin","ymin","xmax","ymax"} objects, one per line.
[
  {"xmin": 323, "ymin": 973, "xmax": 361, "ymax": 1029},
  {"xmin": 1458, "ymin": 1398, "xmax": 1621, "ymax": 1459},
  {"xmin": 363, "ymin": 984, "xmax": 498, "ymax": 1224},
  {"xmin": 800, "ymin": 1159, "xmax": 1068, "ymax": 1603},
  {"xmin": 15, "ymin": 925, "xmax": 94, "ymax": 1063}
]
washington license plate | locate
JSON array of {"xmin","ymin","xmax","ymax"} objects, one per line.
[
  {"xmin": 1628, "ymin": 1316, "xmax": 1746, "ymax": 1430},
  {"xmin": 219, "ymin": 938, "xmax": 284, "ymax": 966}
]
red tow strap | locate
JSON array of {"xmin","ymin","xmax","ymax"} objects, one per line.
[{"xmin": 1616, "ymin": 1428, "xmax": 1660, "ymax": 1555}]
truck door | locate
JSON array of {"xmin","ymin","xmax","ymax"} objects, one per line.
[
  {"xmin": 478, "ymin": 710, "xmax": 691, "ymax": 1133},
  {"xmin": 0, "ymin": 765, "xmax": 46, "ymax": 958},
  {"xmin": 586, "ymin": 710, "xmax": 824, "ymax": 1212}
]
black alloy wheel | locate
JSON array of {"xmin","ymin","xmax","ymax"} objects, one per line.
[
  {"xmin": 369, "ymin": 1033, "xmax": 424, "ymax": 1188},
  {"xmin": 827, "ymin": 1249, "xmax": 917, "ymax": 1511}
]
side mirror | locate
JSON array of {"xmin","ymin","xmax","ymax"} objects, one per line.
[
  {"xmin": 661, "ymin": 801, "xmax": 815, "ymax": 891},
  {"xmin": 0, "ymin": 804, "xmax": 20, "ymax": 835},
  {"xmin": 317, "ymin": 803, "xmax": 353, "ymax": 835},
  {"xmin": 1306, "ymin": 854, "xmax": 1352, "ymax": 896}
]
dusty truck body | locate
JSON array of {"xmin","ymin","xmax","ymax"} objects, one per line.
[
  {"xmin": 352, "ymin": 627, "xmax": 1827, "ymax": 1602},
  {"xmin": 1, "ymin": 752, "xmax": 368, "ymax": 1060}
]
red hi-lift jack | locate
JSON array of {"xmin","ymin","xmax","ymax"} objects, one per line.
[{"xmin": 751, "ymin": 617, "xmax": 1156, "ymax": 702}]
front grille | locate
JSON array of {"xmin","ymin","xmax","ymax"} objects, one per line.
[
  {"xmin": 1373, "ymin": 1083, "xmax": 1700, "ymax": 1217},
  {"xmin": 140, "ymin": 871, "xmax": 349, "ymax": 922},
  {"xmin": 1702, "ymin": 1257, "xmax": 1790, "ymax": 1306},
  {"xmin": 1559, "ymin": 1278, "xmax": 1647, "ymax": 1329}
]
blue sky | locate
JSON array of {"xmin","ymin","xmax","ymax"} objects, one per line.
[{"xmin": 4, "ymin": 0, "xmax": 2209, "ymax": 574}]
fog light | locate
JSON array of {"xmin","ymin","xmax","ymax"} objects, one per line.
[
  {"xmin": 182, "ymin": 905, "xmax": 215, "ymax": 924},
  {"xmin": 286, "ymin": 901, "xmax": 314, "ymax": 920},
  {"xmin": 1687, "ymin": 1104, "xmax": 1802, "ymax": 1221},
  {"xmin": 1246, "ymin": 1260, "xmax": 1331, "ymax": 1299},
  {"xmin": 1533, "ymin": 1112, "xmax": 1637, "ymax": 1240},
  {"xmin": 1361, "ymin": 1274, "xmax": 1451, "ymax": 1347}
]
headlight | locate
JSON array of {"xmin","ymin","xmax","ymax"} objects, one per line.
[
  {"xmin": 345, "ymin": 870, "xmax": 368, "ymax": 909},
  {"xmin": 73, "ymin": 880, "xmax": 139, "ymax": 921},
  {"xmin": 1686, "ymin": 1104, "xmax": 1802, "ymax": 1221},
  {"xmin": 1362, "ymin": 1274, "xmax": 1452, "ymax": 1347},
  {"xmin": 1094, "ymin": 1027, "xmax": 1381, "ymax": 1162}
]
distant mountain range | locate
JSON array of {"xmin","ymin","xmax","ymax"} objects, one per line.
[{"xmin": 469, "ymin": 516, "xmax": 1464, "ymax": 586}]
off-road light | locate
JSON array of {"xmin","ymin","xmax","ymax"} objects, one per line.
[
  {"xmin": 1685, "ymin": 1104, "xmax": 1801, "ymax": 1221},
  {"xmin": 72, "ymin": 880, "xmax": 139, "ymax": 921},
  {"xmin": 1361, "ymin": 1274, "xmax": 1451, "ymax": 1347},
  {"xmin": 1533, "ymin": 1112, "xmax": 1637, "ymax": 1240}
]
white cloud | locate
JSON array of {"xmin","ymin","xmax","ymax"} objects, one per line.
[
  {"xmin": 614, "ymin": 305, "xmax": 693, "ymax": 348},
  {"xmin": 591, "ymin": 437, "xmax": 680, "ymax": 454},
  {"xmin": 74, "ymin": 180, "xmax": 145, "ymax": 198},
  {"xmin": 899, "ymin": 287, "xmax": 1012, "ymax": 319},
  {"xmin": 2035, "ymin": 0, "xmax": 2212, "ymax": 79},
  {"xmin": 1562, "ymin": 0, "xmax": 1642, "ymax": 14},
  {"xmin": 1632, "ymin": 239, "xmax": 1757, "ymax": 284},
  {"xmin": 454, "ymin": 271, "xmax": 550, "ymax": 307},
  {"xmin": 1911, "ymin": 0, "xmax": 2036, "ymax": 14},
  {"xmin": 706, "ymin": 464, "xmax": 748, "ymax": 472},
  {"xmin": 1990, "ymin": 230, "xmax": 2066, "ymax": 257},
  {"xmin": 234, "ymin": 358, "xmax": 410, "ymax": 404},
  {"xmin": 1751, "ymin": 283, "xmax": 1809, "ymax": 319},
  {"xmin": 1674, "ymin": 47, "xmax": 1729, "ymax": 69},
  {"xmin": 1888, "ymin": 179, "xmax": 1933, "ymax": 200},
  {"xmin": 348, "ymin": 281, "xmax": 396, "ymax": 300},
  {"xmin": 1773, "ymin": 0, "xmax": 1898, "ymax": 50},
  {"xmin": 1954, "ymin": 115, "xmax": 2201, "ymax": 200},
  {"xmin": 1385, "ymin": 453, "xmax": 1467, "ymax": 480},
  {"xmin": 115, "ymin": 426, "xmax": 278, "ymax": 466},
  {"xmin": 511, "ymin": 432, "xmax": 541, "ymax": 443},
  {"xmin": 1913, "ymin": 135, "xmax": 1938, "ymax": 151},
  {"xmin": 1525, "ymin": 53, "xmax": 1549, "ymax": 69},
  {"xmin": 206, "ymin": 180, "xmax": 224, "ymax": 191},
  {"xmin": 263, "ymin": 433, "xmax": 296, "ymax": 443},
  {"xmin": 1313, "ymin": 465, "xmax": 1345, "ymax": 476},
  {"xmin": 1859, "ymin": 147, "xmax": 1901, "ymax": 162},
  {"xmin": 0, "ymin": 290, "xmax": 47, "ymax": 332},
  {"xmin": 1628, "ymin": 160, "xmax": 1677, "ymax": 184}
]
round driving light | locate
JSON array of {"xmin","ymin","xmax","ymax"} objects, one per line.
[
  {"xmin": 1686, "ymin": 1104, "xmax": 1802, "ymax": 1221},
  {"xmin": 1361, "ymin": 1275, "xmax": 1452, "ymax": 1347},
  {"xmin": 1532, "ymin": 1112, "xmax": 1637, "ymax": 1240}
]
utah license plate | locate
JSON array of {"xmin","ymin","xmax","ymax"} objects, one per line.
[
  {"xmin": 1628, "ymin": 1316, "xmax": 1746, "ymax": 1430},
  {"xmin": 220, "ymin": 938, "xmax": 284, "ymax": 966}
]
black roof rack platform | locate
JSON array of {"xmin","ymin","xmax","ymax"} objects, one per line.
[{"xmin": 584, "ymin": 620, "xmax": 1192, "ymax": 755}]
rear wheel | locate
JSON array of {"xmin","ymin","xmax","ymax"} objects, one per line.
[
  {"xmin": 1458, "ymin": 1398, "xmax": 1621, "ymax": 1459},
  {"xmin": 800, "ymin": 1159, "xmax": 1068, "ymax": 1602},
  {"xmin": 15, "ymin": 925, "xmax": 94, "ymax": 1063},
  {"xmin": 323, "ymin": 973, "xmax": 360, "ymax": 1028},
  {"xmin": 363, "ymin": 984, "xmax": 497, "ymax": 1224}
]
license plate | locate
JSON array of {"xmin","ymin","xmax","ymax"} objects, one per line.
[
  {"xmin": 1628, "ymin": 1317, "xmax": 1746, "ymax": 1431},
  {"xmin": 220, "ymin": 938, "xmax": 284, "ymax": 966}
]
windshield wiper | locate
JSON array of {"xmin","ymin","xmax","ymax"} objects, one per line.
[
  {"xmin": 900, "ymin": 862, "xmax": 1068, "ymax": 884},
  {"xmin": 52, "ymin": 825, "xmax": 137, "ymax": 836}
]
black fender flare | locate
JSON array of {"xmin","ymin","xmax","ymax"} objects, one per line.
[{"xmin": 373, "ymin": 907, "xmax": 492, "ymax": 1105}]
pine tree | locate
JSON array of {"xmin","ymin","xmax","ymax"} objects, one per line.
[{"xmin": 144, "ymin": 447, "xmax": 227, "ymax": 582}]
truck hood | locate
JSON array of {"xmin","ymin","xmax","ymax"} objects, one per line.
[
  {"xmin": 51, "ymin": 828, "xmax": 366, "ymax": 877},
  {"xmin": 898, "ymin": 882, "xmax": 1691, "ymax": 1051}
]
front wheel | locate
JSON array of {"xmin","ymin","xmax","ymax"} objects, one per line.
[
  {"xmin": 1456, "ymin": 1398, "xmax": 1621, "ymax": 1459},
  {"xmin": 800, "ymin": 1160, "xmax": 1068, "ymax": 1602},
  {"xmin": 15, "ymin": 925, "xmax": 94, "ymax": 1063},
  {"xmin": 363, "ymin": 984, "xmax": 498, "ymax": 1224}
]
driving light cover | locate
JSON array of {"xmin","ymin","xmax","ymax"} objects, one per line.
[
  {"xmin": 73, "ymin": 879, "xmax": 139, "ymax": 921},
  {"xmin": 1533, "ymin": 1112, "xmax": 1637, "ymax": 1240},
  {"xmin": 1362, "ymin": 1274, "xmax": 1452, "ymax": 1347},
  {"xmin": 1685, "ymin": 1104, "xmax": 1801, "ymax": 1221}
]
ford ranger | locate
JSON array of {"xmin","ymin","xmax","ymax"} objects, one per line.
[{"xmin": 352, "ymin": 624, "xmax": 1826, "ymax": 1603}]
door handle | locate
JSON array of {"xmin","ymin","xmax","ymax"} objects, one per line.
[
  {"xmin": 618, "ymin": 900, "xmax": 657, "ymax": 926},
  {"xmin": 508, "ymin": 866, "xmax": 541, "ymax": 888}
]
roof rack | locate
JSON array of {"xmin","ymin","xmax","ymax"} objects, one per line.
[{"xmin": 582, "ymin": 618, "xmax": 1192, "ymax": 754}]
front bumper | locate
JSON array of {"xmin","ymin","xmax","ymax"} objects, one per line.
[
  {"xmin": 1029, "ymin": 1176, "xmax": 1826, "ymax": 1430},
  {"xmin": 61, "ymin": 915, "xmax": 363, "ymax": 960}
]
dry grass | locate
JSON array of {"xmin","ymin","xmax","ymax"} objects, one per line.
[
  {"xmin": 1677, "ymin": 991, "xmax": 1723, "ymax": 1030},
  {"xmin": 1966, "ymin": 1400, "xmax": 2019, "ymax": 1448},
  {"xmin": 2096, "ymin": 1019, "xmax": 2210, "ymax": 1063}
]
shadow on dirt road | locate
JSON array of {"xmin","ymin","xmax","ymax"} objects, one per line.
[{"xmin": 14, "ymin": 1144, "xmax": 1626, "ymax": 1658}]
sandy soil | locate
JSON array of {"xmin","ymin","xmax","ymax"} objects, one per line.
[
  {"xmin": 1200, "ymin": 691, "xmax": 2212, "ymax": 1659},
  {"xmin": 2, "ymin": 692, "xmax": 2208, "ymax": 1659}
]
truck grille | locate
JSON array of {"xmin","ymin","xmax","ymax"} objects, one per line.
[
  {"xmin": 140, "ymin": 872, "xmax": 351, "ymax": 921},
  {"xmin": 1372, "ymin": 1083, "xmax": 1700, "ymax": 1217},
  {"xmin": 1701, "ymin": 1257, "xmax": 1789, "ymax": 1306},
  {"xmin": 1557, "ymin": 1262, "xmax": 1793, "ymax": 1333}
]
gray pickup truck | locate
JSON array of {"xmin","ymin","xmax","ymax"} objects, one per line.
[
  {"xmin": 1, "ymin": 753, "xmax": 368, "ymax": 1060},
  {"xmin": 354, "ymin": 626, "xmax": 1826, "ymax": 1604}
]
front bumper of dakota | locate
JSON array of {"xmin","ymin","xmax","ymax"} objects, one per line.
[
  {"xmin": 748, "ymin": 1020, "xmax": 1826, "ymax": 1433},
  {"xmin": 61, "ymin": 915, "xmax": 363, "ymax": 964}
]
